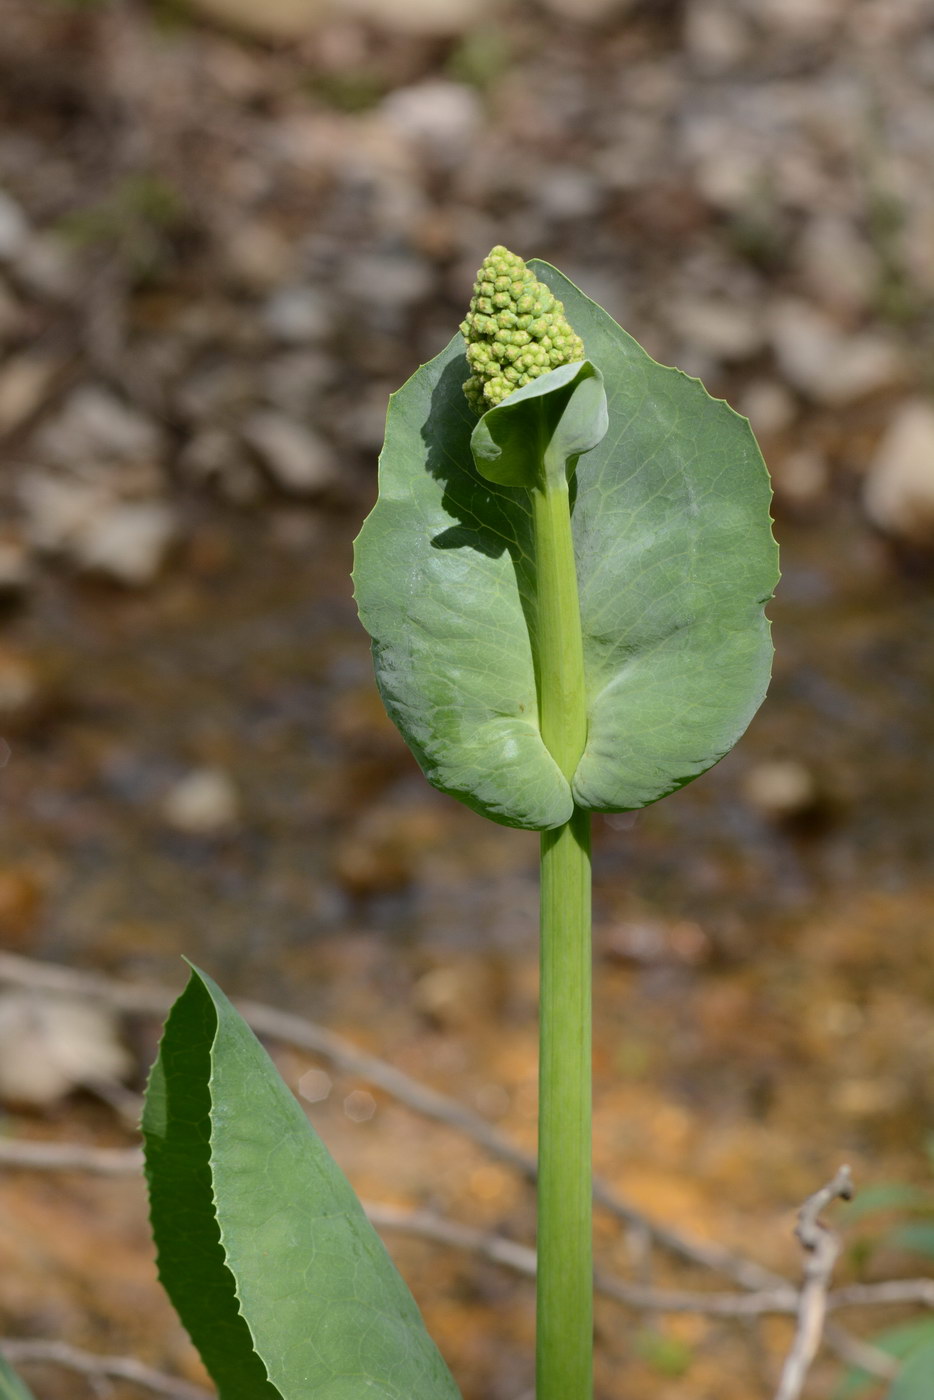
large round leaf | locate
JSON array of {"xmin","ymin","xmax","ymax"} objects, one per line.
[
  {"xmin": 353, "ymin": 263, "xmax": 777, "ymax": 828},
  {"xmin": 354, "ymin": 343, "xmax": 573, "ymax": 830},
  {"xmin": 533, "ymin": 261, "xmax": 778, "ymax": 812}
]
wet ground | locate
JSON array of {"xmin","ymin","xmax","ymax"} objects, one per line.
[
  {"xmin": 2, "ymin": 1, "xmax": 934, "ymax": 1396},
  {"xmin": 1, "ymin": 478, "xmax": 933, "ymax": 1399}
]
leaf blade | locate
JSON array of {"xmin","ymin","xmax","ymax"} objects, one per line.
[
  {"xmin": 354, "ymin": 340, "xmax": 573, "ymax": 830},
  {"xmin": 530, "ymin": 259, "xmax": 778, "ymax": 813},
  {"xmin": 354, "ymin": 263, "xmax": 777, "ymax": 827},
  {"xmin": 141, "ymin": 974, "xmax": 281, "ymax": 1400},
  {"xmin": 160, "ymin": 966, "xmax": 462, "ymax": 1400},
  {"xmin": 0, "ymin": 1352, "xmax": 37, "ymax": 1400},
  {"xmin": 887, "ymin": 1337, "xmax": 934, "ymax": 1399}
]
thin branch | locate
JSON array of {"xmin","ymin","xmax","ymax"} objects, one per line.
[
  {"xmin": 0, "ymin": 952, "xmax": 777, "ymax": 1286},
  {"xmin": 774, "ymin": 1166, "xmax": 853, "ymax": 1400},
  {"xmin": 0, "ymin": 1339, "xmax": 211, "ymax": 1400},
  {"xmin": 0, "ymin": 955, "xmax": 898, "ymax": 1381},
  {"xmin": 823, "ymin": 1324, "xmax": 899, "ymax": 1382},
  {"xmin": 1, "ymin": 1139, "xmax": 928, "ymax": 1333},
  {"xmin": 0, "ymin": 1139, "xmax": 144, "ymax": 1174},
  {"xmin": 828, "ymin": 1278, "xmax": 934, "ymax": 1310}
]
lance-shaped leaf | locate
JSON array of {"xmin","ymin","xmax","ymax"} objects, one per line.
[
  {"xmin": 0, "ymin": 1353, "xmax": 37, "ymax": 1400},
  {"xmin": 142, "ymin": 966, "xmax": 462, "ymax": 1400},
  {"xmin": 353, "ymin": 262, "xmax": 777, "ymax": 828}
]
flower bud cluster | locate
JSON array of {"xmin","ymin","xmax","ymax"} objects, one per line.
[{"xmin": 460, "ymin": 246, "xmax": 585, "ymax": 414}]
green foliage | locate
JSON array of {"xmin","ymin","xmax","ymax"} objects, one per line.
[
  {"xmin": 139, "ymin": 251, "xmax": 779, "ymax": 1400},
  {"xmin": 142, "ymin": 966, "xmax": 461, "ymax": 1400},
  {"xmin": 0, "ymin": 1353, "xmax": 36, "ymax": 1400},
  {"xmin": 307, "ymin": 70, "xmax": 388, "ymax": 113},
  {"xmin": 57, "ymin": 173, "xmax": 186, "ymax": 280},
  {"xmin": 633, "ymin": 1328, "xmax": 694, "ymax": 1379},
  {"xmin": 835, "ymin": 1321, "xmax": 934, "ymax": 1400},
  {"xmin": 354, "ymin": 258, "xmax": 777, "ymax": 829},
  {"xmin": 887, "ymin": 1338, "xmax": 934, "ymax": 1400},
  {"xmin": 446, "ymin": 27, "xmax": 513, "ymax": 90},
  {"xmin": 836, "ymin": 1157, "xmax": 934, "ymax": 1399}
]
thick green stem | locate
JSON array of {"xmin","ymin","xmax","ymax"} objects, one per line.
[{"xmin": 532, "ymin": 475, "xmax": 593, "ymax": 1400}]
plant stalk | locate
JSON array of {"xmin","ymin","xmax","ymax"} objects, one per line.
[{"xmin": 531, "ymin": 473, "xmax": 593, "ymax": 1400}]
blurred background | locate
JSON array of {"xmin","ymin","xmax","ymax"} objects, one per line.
[{"xmin": 0, "ymin": 0, "xmax": 933, "ymax": 1397}]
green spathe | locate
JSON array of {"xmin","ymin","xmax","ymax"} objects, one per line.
[
  {"xmin": 353, "ymin": 259, "xmax": 778, "ymax": 830},
  {"xmin": 142, "ymin": 966, "xmax": 462, "ymax": 1400},
  {"xmin": 470, "ymin": 359, "xmax": 608, "ymax": 490}
]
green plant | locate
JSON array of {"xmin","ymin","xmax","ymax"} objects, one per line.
[
  {"xmin": 834, "ymin": 1144, "xmax": 934, "ymax": 1400},
  {"xmin": 352, "ymin": 247, "xmax": 776, "ymax": 1397},
  {"xmin": 0, "ymin": 249, "xmax": 779, "ymax": 1398},
  {"xmin": 0, "ymin": 1352, "xmax": 35, "ymax": 1400},
  {"xmin": 57, "ymin": 173, "xmax": 187, "ymax": 281}
]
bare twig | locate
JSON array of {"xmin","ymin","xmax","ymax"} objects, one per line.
[
  {"xmin": 0, "ymin": 1339, "xmax": 210, "ymax": 1400},
  {"xmin": 0, "ymin": 1139, "xmax": 144, "ymax": 1174},
  {"xmin": 828, "ymin": 1278, "xmax": 934, "ymax": 1310},
  {"xmin": 822, "ymin": 1323, "xmax": 899, "ymax": 1382},
  {"xmin": 0, "ymin": 956, "xmax": 898, "ymax": 1381},
  {"xmin": 774, "ymin": 1166, "xmax": 853, "ymax": 1400},
  {"xmin": 0, "ymin": 952, "xmax": 777, "ymax": 1285},
  {"xmin": 1, "ymin": 1139, "xmax": 928, "ymax": 1334}
]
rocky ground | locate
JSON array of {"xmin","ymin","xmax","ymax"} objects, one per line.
[{"xmin": 1, "ymin": 1, "xmax": 934, "ymax": 1398}]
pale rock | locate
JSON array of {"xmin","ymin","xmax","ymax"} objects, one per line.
[
  {"xmin": 683, "ymin": 1, "xmax": 751, "ymax": 73},
  {"xmin": 243, "ymin": 411, "xmax": 336, "ymax": 494},
  {"xmin": 192, "ymin": 0, "xmax": 490, "ymax": 35},
  {"xmin": 162, "ymin": 768, "xmax": 240, "ymax": 836},
  {"xmin": 672, "ymin": 296, "xmax": 764, "ymax": 362},
  {"xmin": 34, "ymin": 385, "xmax": 163, "ymax": 466},
  {"xmin": 223, "ymin": 222, "xmax": 295, "ymax": 291},
  {"xmin": 19, "ymin": 475, "xmax": 101, "ymax": 555},
  {"xmin": 343, "ymin": 0, "xmax": 493, "ymax": 34},
  {"xmin": 185, "ymin": 0, "xmax": 326, "ymax": 41},
  {"xmin": 0, "ymin": 354, "xmax": 62, "ymax": 436},
  {"xmin": 12, "ymin": 233, "xmax": 79, "ymax": 302},
  {"xmin": 345, "ymin": 250, "xmax": 433, "ymax": 311},
  {"xmin": 0, "ymin": 535, "xmax": 32, "ymax": 594},
  {"xmin": 0, "ymin": 190, "xmax": 29, "ymax": 262},
  {"xmin": 175, "ymin": 362, "xmax": 258, "ymax": 423},
  {"xmin": 685, "ymin": 116, "xmax": 763, "ymax": 211},
  {"xmin": 70, "ymin": 501, "xmax": 177, "ymax": 585},
  {"xmin": 261, "ymin": 286, "xmax": 332, "ymax": 344},
  {"xmin": 738, "ymin": 379, "xmax": 797, "ymax": 437},
  {"xmin": 20, "ymin": 476, "xmax": 176, "ymax": 585},
  {"xmin": 798, "ymin": 214, "xmax": 876, "ymax": 314},
  {"xmin": 758, "ymin": 0, "xmax": 847, "ymax": 40},
  {"xmin": 537, "ymin": 168, "xmax": 603, "ymax": 222},
  {"xmin": 742, "ymin": 759, "xmax": 819, "ymax": 821},
  {"xmin": 260, "ymin": 351, "xmax": 333, "ymax": 416},
  {"xmin": 0, "ymin": 991, "xmax": 132, "ymax": 1108},
  {"xmin": 539, "ymin": 0, "xmax": 633, "ymax": 19},
  {"xmin": 178, "ymin": 428, "xmax": 264, "ymax": 505},
  {"xmin": 0, "ymin": 648, "xmax": 40, "ymax": 726},
  {"xmin": 863, "ymin": 400, "xmax": 934, "ymax": 546},
  {"xmin": 774, "ymin": 448, "xmax": 829, "ymax": 504},
  {"xmin": 768, "ymin": 299, "xmax": 904, "ymax": 405},
  {"xmin": 380, "ymin": 81, "xmax": 482, "ymax": 168}
]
